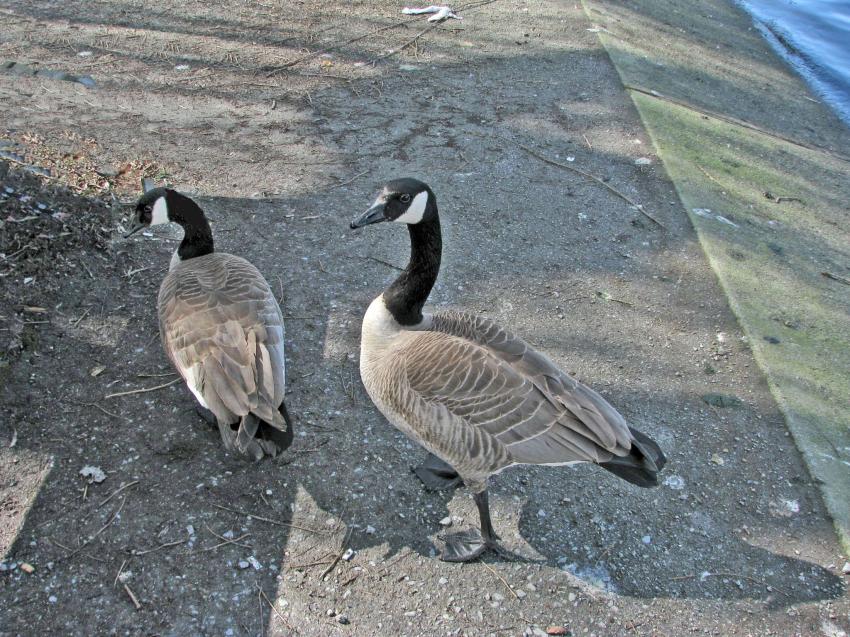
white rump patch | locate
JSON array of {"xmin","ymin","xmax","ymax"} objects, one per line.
[
  {"xmin": 150, "ymin": 196, "xmax": 169, "ymax": 226},
  {"xmin": 394, "ymin": 191, "xmax": 428, "ymax": 224}
]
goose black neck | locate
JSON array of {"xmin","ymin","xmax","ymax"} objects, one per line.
[
  {"xmin": 174, "ymin": 195, "xmax": 214, "ymax": 261},
  {"xmin": 384, "ymin": 215, "xmax": 442, "ymax": 326}
]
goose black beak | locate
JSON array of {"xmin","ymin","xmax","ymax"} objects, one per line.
[
  {"xmin": 123, "ymin": 221, "xmax": 146, "ymax": 238},
  {"xmin": 350, "ymin": 202, "xmax": 387, "ymax": 229}
]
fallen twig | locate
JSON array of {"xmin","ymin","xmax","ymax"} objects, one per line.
[
  {"xmin": 99, "ymin": 481, "xmax": 140, "ymax": 508},
  {"xmin": 201, "ymin": 524, "xmax": 253, "ymax": 551},
  {"xmin": 265, "ymin": 18, "xmax": 419, "ymax": 76},
  {"xmin": 363, "ymin": 255, "xmax": 403, "ymax": 271},
  {"xmin": 495, "ymin": 134, "xmax": 665, "ymax": 228},
  {"xmin": 371, "ymin": 23, "xmax": 440, "ymax": 64},
  {"xmin": 92, "ymin": 497, "xmax": 126, "ymax": 542},
  {"xmin": 124, "ymin": 583, "xmax": 142, "ymax": 610},
  {"xmin": 114, "ymin": 559, "xmax": 128, "ymax": 587},
  {"xmin": 330, "ymin": 169, "xmax": 370, "ymax": 189},
  {"xmin": 132, "ymin": 537, "xmax": 187, "ymax": 556},
  {"xmin": 257, "ymin": 583, "xmax": 298, "ymax": 633},
  {"xmin": 212, "ymin": 503, "xmax": 323, "ymax": 534},
  {"xmin": 320, "ymin": 528, "xmax": 353, "ymax": 580},
  {"xmin": 482, "ymin": 561, "xmax": 519, "ymax": 600},
  {"xmin": 104, "ymin": 378, "xmax": 180, "ymax": 400},
  {"xmin": 821, "ymin": 271, "xmax": 850, "ymax": 285}
]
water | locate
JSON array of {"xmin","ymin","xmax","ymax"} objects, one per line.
[{"xmin": 736, "ymin": 0, "xmax": 850, "ymax": 125}]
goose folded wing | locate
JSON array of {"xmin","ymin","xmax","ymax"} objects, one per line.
[{"xmin": 404, "ymin": 331, "xmax": 633, "ymax": 466}]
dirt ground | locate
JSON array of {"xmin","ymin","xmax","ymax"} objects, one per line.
[{"xmin": 1, "ymin": 0, "xmax": 848, "ymax": 636}]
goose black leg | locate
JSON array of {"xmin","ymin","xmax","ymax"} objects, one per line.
[
  {"xmin": 441, "ymin": 490, "xmax": 504, "ymax": 562},
  {"xmin": 413, "ymin": 453, "xmax": 463, "ymax": 491}
]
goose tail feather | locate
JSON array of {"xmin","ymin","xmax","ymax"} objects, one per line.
[{"xmin": 599, "ymin": 426, "xmax": 666, "ymax": 487}]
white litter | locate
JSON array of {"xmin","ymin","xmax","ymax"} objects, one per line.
[
  {"xmin": 402, "ymin": 5, "xmax": 461, "ymax": 22},
  {"xmin": 80, "ymin": 465, "xmax": 106, "ymax": 483}
]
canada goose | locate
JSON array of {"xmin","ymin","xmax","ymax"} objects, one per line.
[
  {"xmin": 350, "ymin": 178, "xmax": 666, "ymax": 562},
  {"xmin": 125, "ymin": 188, "xmax": 292, "ymax": 460}
]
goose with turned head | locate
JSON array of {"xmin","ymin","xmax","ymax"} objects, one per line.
[
  {"xmin": 351, "ymin": 177, "xmax": 666, "ymax": 562},
  {"xmin": 125, "ymin": 188, "xmax": 293, "ymax": 460}
]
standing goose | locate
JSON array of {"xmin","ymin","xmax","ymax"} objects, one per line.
[
  {"xmin": 350, "ymin": 178, "xmax": 665, "ymax": 562},
  {"xmin": 125, "ymin": 188, "xmax": 293, "ymax": 460}
]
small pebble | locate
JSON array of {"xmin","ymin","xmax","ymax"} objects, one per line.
[
  {"xmin": 439, "ymin": 516, "xmax": 452, "ymax": 527},
  {"xmin": 642, "ymin": 535, "xmax": 652, "ymax": 545},
  {"xmin": 842, "ymin": 562, "xmax": 850, "ymax": 575},
  {"xmin": 48, "ymin": 595, "xmax": 58, "ymax": 603},
  {"xmin": 342, "ymin": 548, "xmax": 355, "ymax": 561},
  {"xmin": 20, "ymin": 563, "xmax": 34, "ymax": 574},
  {"xmin": 337, "ymin": 615, "xmax": 350, "ymax": 625},
  {"xmin": 438, "ymin": 577, "xmax": 448, "ymax": 585},
  {"xmin": 238, "ymin": 560, "xmax": 250, "ymax": 570},
  {"xmin": 365, "ymin": 525, "xmax": 376, "ymax": 535}
]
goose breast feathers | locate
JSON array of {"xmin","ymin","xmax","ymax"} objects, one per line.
[{"xmin": 158, "ymin": 253, "xmax": 286, "ymax": 427}]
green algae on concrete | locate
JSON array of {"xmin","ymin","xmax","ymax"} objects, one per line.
[{"xmin": 583, "ymin": 0, "xmax": 850, "ymax": 552}]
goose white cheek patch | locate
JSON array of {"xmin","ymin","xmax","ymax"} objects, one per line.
[
  {"xmin": 150, "ymin": 196, "xmax": 169, "ymax": 226},
  {"xmin": 394, "ymin": 191, "xmax": 428, "ymax": 224}
]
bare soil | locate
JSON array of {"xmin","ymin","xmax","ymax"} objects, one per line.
[{"xmin": 1, "ymin": 0, "xmax": 847, "ymax": 635}]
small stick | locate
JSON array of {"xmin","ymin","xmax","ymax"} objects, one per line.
[
  {"xmin": 265, "ymin": 18, "xmax": 419, "ymax": 76},
  {"xmin": 583, "ymin": 134, "xmax": 592, "ymax": 150},
  {"xmin": 135, "ymin": 371, "xmax": 178, "ymax": 378},
  {"xmin": 257, "ymin": 584, "xmax": 297, "ymax": 633},
  {"xmin": 319, "ymin": 529, "xmax": 352, "ymax": 580},
  {"xmin": 92, "ymin": 497, "xmax": 126, "ymax": 541},
  {"xmin": 363, "ymin": 255, "xmax": 403, "ymax": 271},
  {"xmin": 132, "ymin": 537, "xmax": 187, "ymax": 556},
  {"xmin": 502, "ymin": 136, "xmax": 665, "ymax": 228},
  {"xmin": 212, "ymin": 503, "xmax": 323, "ymax": 534},
  {"xmin": 104, "ymin": 378, "xmax": 180, "ymax": 400},
  {"xmin": 330, "ymin": 169, "xmax": 369, "ymax": 189},
  {"xmin": 201, "ymin": 524, "xmax": 253, "ymax": 551},
  {"xmin": 114, "ymin": 559, "xmax": 128, "ymax": 587},
  {"xmin": 822, "ymin": 271, "xmax": 850, "ymax": 286},
  {"xmin": 481, "ymin": 561, "xmax": 519, "ymax": 600},
  {"xmin": 99, "ymin": 481, "xmax": 140, "ymax": 508},
  {"xmin": 71, "ymin": 308, "xmax": 90, "ymax": 326},
  {"xmin": 371, "ymin": 23, "xmax": 439, "ymax": 64},
  {"xmin": 123, "ymin": 583, "xmax": 142, "ymax": 610}
]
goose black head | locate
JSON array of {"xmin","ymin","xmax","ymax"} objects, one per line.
[
  {"xmin": 350, "ymin": 178, "xmax": 436, "ymax": 229},
  {"xmin": 124, "ymin": 188, "xmax": 206, "ymax": 238}
]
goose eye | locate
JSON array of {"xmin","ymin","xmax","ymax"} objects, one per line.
[{"xmin": 399, "ymin": 194, "xmax": 411, "ymax": 203}]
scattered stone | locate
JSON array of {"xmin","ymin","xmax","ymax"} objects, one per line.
[
  {"xmin": 841, "ymin": 562, "xmax": 850, "ymax": 575},
  {"xmin": 237, "ymin": 560, "xmax": 250, "ymax": 570},
  {"xmin": 326, "ymin": 609, "xmax": 336, "ymax": 617},
  {"xmin": 438, "ymin": 577, "xmax": 448, "ymax": 585},
  {"xmin": 641, "ymin": 535, "xmax": 652, "ymax": 545},
  {"xmin": 365, "ymin": 525, "xmax": 376, "ymax": 535},
  {"xmin": 634, "ymin": 157, "xmax": 652, "ymax": 165},
  {"xmin": 48, "ymin": 595, "xmax": 57, "ymax": 604},
  {"xmin": 763, "ymin": 335, "xmax": 781, "ymax": 344},
  {"xmin": 20, "ymin": 562, "xmax": 34, "ymax": 574},
  {"xmin": 342, "ymin": 548, "xmax": 355, "ymax": 561},
  {"xmin": 439, "ymin": 516, "xmax": 452, "ymax": 527},
  {"xmin": 546, "ymin": 627, "xmax": 568, "ymax": 636},
  {"xmin": 710, "ymin": 454, "xmax": 725, "ymax": 466},
  {"xmin": 567, "ymin": 592, "xmax": 576, "ymax": 602},
  {"xmin": 537, "ymin": 509, "xmax": 547, "ymax": 518},
  {"xmin": 337, "ymin": 614, "xmax": 350, "ymax": 625},
  {"xmin": 78, "ymin": 51, "xmax": 93, "ymax": 57},
  {"xmin": 247, "ymin": 556, "xmax": 262, "ymax": 570},
  {"xmin": 80, "ymin": 465, "xmax": 106, "ymax": 483},
  {"xmin": 516, "ymin": 589, "xmax": 527, "ymax": 599}
]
